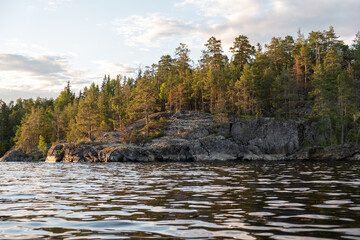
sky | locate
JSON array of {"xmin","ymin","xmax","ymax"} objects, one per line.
[{"xmin": 0, "ymin": 0, "xmax": 359, "ymax": 103}]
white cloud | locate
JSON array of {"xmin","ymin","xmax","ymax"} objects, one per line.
[
  {"xmin": 112, "ymin": 13, "xmax": 204, "ymax": 48},
  {"xmin": 0, "ymin": 51, "xmax": 136, "ymax": 102},
  {"xmin": 176, "ymin": 0, "xmax": 261, "ymax": 18},
  {"xmin": 91, "ymin": 60, "xmax": 135, "ymax": 80},
  {"xmin": 110, "ymin": 0, "xmax": 359, "ymax": 57},
  {"xmin": 0, "ymin": 54, "xmax": 68, "ymax": 76},
  {"xmin": 44, "ymin": 0, "xmax": 71, "ymax": 11},
  {"xmin": 0, "ymin": 53, "xmax": 71, "ymax": 91},
  {"xmin": 4, "ymin": 38, "xmax": 77, "ymax": 59},
  {"xmin": 175, "ymin": 0, "xmax": 360, "ymax": 48}
]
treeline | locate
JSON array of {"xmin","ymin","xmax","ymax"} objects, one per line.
[{"xmin": 1, "ymin": 26, "xmax": 360, "ymax": 155}]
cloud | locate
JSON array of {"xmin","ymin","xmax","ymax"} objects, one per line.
[
  {"xmin": 88, "ymin": 60, "xmax": 135, "ymax": 81},
  {"xmin": 175, "ymin": 0, "xmax": 263, "ymax": 18},
  {"xmin": 112, "ymin": 0, "xmax": 359, "ymax": 54},
  {"xmin": 44, "ymin": 0, "xmax": 71, "ymax": 11},
  {"xmin": 0, "ymin": 51, "xmax": 135, "ymax": 102},
  {"xmin": 0, "ymin": 88, "xmax": 59, "ymax": 103},
  {"xmin": 0, "ymin": 54, "xmax": 68, "ymax": 76},
  {"xmin": 175, "ymin": 0, "xmax": 360, "ymax": 48},
  {"xmin": 94, "ymin": 60, "xmax": 135, "ymax": 74},
  {"xmin": 112, "ymin": 13, "xmax": 203, "ymax": 48},
  {"xmin": 0, "ymin": 53, "xmax": 72, "ymax": 92}
]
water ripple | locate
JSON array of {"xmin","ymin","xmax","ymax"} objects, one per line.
[{"xmin": 0, "ymin": 161, "xmax": 359, "ymax": 239}]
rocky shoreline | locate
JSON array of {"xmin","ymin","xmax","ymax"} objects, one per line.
[{"xmin": 1, "ymin": 111, "xmax": 360, "ymax": 162}]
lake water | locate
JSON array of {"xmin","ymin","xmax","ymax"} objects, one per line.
[{"xmin": 0, "ymin": 161, "xmax": 359, "ymax": 239}]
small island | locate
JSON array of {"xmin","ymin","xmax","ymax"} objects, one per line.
[
  {"xmin": 1, "ymin": 27, "xmax": 360, "ymax": 162},
  {"xmin": 1, "ymin": 2, "xmax": 360, "ymax": 239}
]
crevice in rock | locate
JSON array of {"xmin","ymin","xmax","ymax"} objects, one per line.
[{"xmin": 199, "ymin": 139, "xmax": 211, "ymax": 157}]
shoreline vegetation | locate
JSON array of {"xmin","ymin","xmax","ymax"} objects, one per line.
[{"xmin": 1, "ymin": 27, "xmax": 360, "ymax": 161}]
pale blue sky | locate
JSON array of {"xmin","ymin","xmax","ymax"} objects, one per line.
[{"xmin": 0, "ymin": 0, "xmax": 359, "ymax": 102}]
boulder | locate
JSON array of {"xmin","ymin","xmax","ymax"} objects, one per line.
[
  {"xmin": 45, "ymin": 144, "xmax": 64, "ymax": 162},
  {"xmin": 150, "ymin": 140, "xmax": 194, "ymax": 161},
  {"xmin": 309, "ymin": 145, "xmax": 357, "ymax": 161},
  {"xmin": 231, "ymin": 118, "xmax": 303, "ymax": 154},
  {"xmin": 46, "ymin": 143, "xmax": 99, "ymax": 163},
  {"xmin": 98, "ymin": 145, "xmax": 154, "ymax": 162},
  {"xmin": 290, "ymin": 145, "xmax": 358, "ymax": 161},
  {"xmin": 0, "ymin": 150, "xmax": 33, "ymax": 162},
  {"xmin": 348, "ymin": 153, "xmax": 360, "ymax": 160},
  {"xmin": 194, "ymin": 135, "xmax": 240, "ymax": 161}
]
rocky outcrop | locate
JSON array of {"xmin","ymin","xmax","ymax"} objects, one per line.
[
  {"xmin": 162, "ymin": 111, "xmax": 213, "ymax": 139},
  {"xmin": 231, "ymin": 118, "xmax": 304, "ymax": 155},
  {"xmin": 290, "ymin": 145, "xmax": 359, "ymax": 161},
  {"xmin": 44, "ymin": 111, "xmax": 314, "ymax": 162},
  {"xmin": 0, "ymin": 150, "xmax": 33, "ymax": 162},
  {"xmin": 98, "ymin": 145, "xmax": 154, "ymax": 162},
  {"xmin": 46, "ymin": 143, "xmax": 99, "ymax": 162},
  {"xmin": 95, "ymin": 135, "xmax": 240, "ymax": 162}
]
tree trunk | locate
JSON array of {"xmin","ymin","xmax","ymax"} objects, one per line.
[
  {"xmin": 304, "ymin": 64, "xmax": 307, "ymax": 94},
  {"xmin": 57, "ymin": 122, "xmax": 60, "ymax": 142},
  {"xmin": 201, "ymin": 86, "xmax": 204, "ymax": 112},
  {"xmin": 145, "ymin": 97, "xmax": 149, "ymax": 137},
  {"xmin": 329, "ymin": 117, "xmax": 333, "ymax": 145},
  {"xmin": 146, "ymin": 111, "xmax": 149, "ymax": 137},
  {"xmin": 89, "ymin": 124, "xmax": 92, "ymax": 142},
  {"xmin": 341, "ymin": 122, "xmax": 344, "ymax": 145}
]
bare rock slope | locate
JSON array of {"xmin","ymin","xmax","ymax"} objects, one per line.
[{"xmin": 44, "ymin": 111, "xmax": 338, "ymax": 163}]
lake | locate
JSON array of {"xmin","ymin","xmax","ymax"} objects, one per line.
[{"xmin": 0, "ymin": 161, "xmax": 359, "ymax": 239}]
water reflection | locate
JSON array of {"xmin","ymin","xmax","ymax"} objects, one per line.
[{"xmin": 0, "ymin": 161, "xmax": 359, "ymax": 239}]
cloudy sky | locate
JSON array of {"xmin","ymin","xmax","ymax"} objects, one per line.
[{"xmin": 0, "ymin": 0, "xmax": 359, "ymax": 102}]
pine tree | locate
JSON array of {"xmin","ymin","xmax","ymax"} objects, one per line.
[
  {"xmin": 308, "ymin": 31, "xmax": 325, "ymax": 65},
  {"xmin": 38, "ymin": 135, "xmax": 47, "ymax": 157},
  {"xmin": 175, "ymin": 43, "xmax": 192, "ymax": 110},
  {"xmin": 128, "ymin": 71, "xmax": 159, "ymax": 137},
  {"xmin": 299, "ymin": 44, "xmax": 312, "ymax": 93},
  {"xmin": 14, "ymin": 107, "xmax": 42, "ymax": 153},
  {"xmin": 75, "ymin": 83, "xmax": 100, "ymax": 141},
  {"xmin": 230, "ymin": 35, "xmax": 255, "ymax": 73}
]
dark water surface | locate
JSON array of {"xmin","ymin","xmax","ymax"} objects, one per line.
[{"xmin": 0, "ymin": 161, "xmax": 360, "ymax": 239}]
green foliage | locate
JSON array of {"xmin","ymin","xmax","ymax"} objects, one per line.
[
  {"xmin": 38, "ymin": 135, "xmax": 47, "ymax": 156},
  {"xmin": 123, "ymin": 129, "xmax": 150, "ymax": 144},
  {"xmin": 123, "ymin": 117, "xmax": 169, "ymax": 144},
  {"xmin": 14, "ymin": 106, "xmax": 51, "ymax": 153},
  {"xmin": 302, "ymin": 136, "xmax": 314, "ymax": 147}
]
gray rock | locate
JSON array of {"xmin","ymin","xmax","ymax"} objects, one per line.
[
  {"xmin": 150, "ymin": 141, "xmax": 194, "ymax": 161},
  {"xmin": 348, "ymin": 153, "xmax": 360, "ymax": 160},
  {"xmin": 231, "ymin": 118, "xmax": 304, "ymax": 154},
  {"xmin": 289, "ymin": 145, "xmax": 358, "ymax": 161},
  {"xmin": 99, "ymin": 145, "xmax": 154, "ymax": 162},
  {"xmin": 46, "ymin": 143, "xmax": 99, "ymax": 163},
  {"xmin": 163, "ymin": 111, "xmax": 213, "ymax": 139},
  {"xmin": 195, "ymin": 135, "xmax": 240, "ymax": 161},
  {"xmin": 46, "ymin": 144, "xmax": 64, "ymax": 162},
  {"xmin": 0, "ymin": 150, "xmax": 33, "ymax": 162}
]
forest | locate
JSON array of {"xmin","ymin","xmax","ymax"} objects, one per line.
[{"xmin": 1, "ymin": 26, "xmax": 360, "ymax": 157}]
